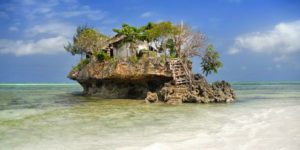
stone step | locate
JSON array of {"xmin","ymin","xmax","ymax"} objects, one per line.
[
  {"xmin": 176, "ymin": 80, "xmax": 188, "ymax": 83},
  {"xmin": 174, "ymin": 74, "xmax": 187, "ymax": 77},
  {"xmin": 170, "ymin": 65, "xmax": 182, "ymax": 68},
  {"xmin": 172, "ymin": 65, "xmax": 184, "ymax": 67},
  {"xmin": 170, "ymin": 63, "xmax": 181, "ymax": 66},
  {"xmin": 175, "ymin": 76, "xmax": 187, "ymax": 80},
  {"xmin": 174, "ymin": 73, "xmax": 186, "ymax": 77},
  {"xmin": 177, "ymin": 80, "xmax": 188, "ymax": 82},
  {"xmin": 172, "ymin": 70, "xmax": 186, "ymax": 74},
  {"xmin": 175, "ymin": 75, "xmax": 186, "ymax": 78},
  {"xmin": 172, "ymin": 69, "xmax": 184, "ymax": 72},
  {"xmin": 172, "ymin": 65, "xmax": 184, "ymax": 68},
  {"xmin": 175, "ymin": 79, "xmax": 189, "ymax": 83},
  {"xmin": 171, "ymin": 68, "xmax": 184, "ymax": 71},
  {"xmin": 173, "ymin": 88, "xmax": 188, "ymax": 93},
  {"xmin": 168, "ymin": 58, "xmax": 191, "ymax": 86},
  {"xmin": 174, "ymin": 72, "xmax": 186, "ymax": 76},
  {"xmin": 172, "ymin": 64, "xmax": 183, "ymax": 67},
  {"xmin": 173, "ymin": 69, "xmax": 185, "ymax": 72},
  {"xmin": 176, "ymin": 81, "xmax": 189, "ymax": 85},
  {"xmin": 176, "ymin": 78, "xmax": 188, "ymax": 81}
]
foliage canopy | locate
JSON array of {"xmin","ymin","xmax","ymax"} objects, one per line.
[
  {"xmin": 201, "ymin": 44, "xmax": 223, "ymax": 76},
  {"xmin": 95, "ymin": 50, "xmax": 110, "ymax": 62},
  {"xmin": 65, "ymin": 26, "xmax": 108, "ymax": 55},
  {"xmin": 66, "ymin": 22, "xmax": 223, "ymax": 76}
]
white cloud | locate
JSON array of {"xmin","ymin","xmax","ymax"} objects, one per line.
[
  {"xmin": 273, "ymin": 55, "xmax": 288, "ymax": 62},
  {"xmin": 26, "ymin": 22, "xmax": 75, "ymax": 37},
  {"xmin": 58, "ymin": 5, "xmax": 105, "ymax": 20},
  {"xmin": 1, "ymin": 22, "xmax": 75, "ymax": 56},
  {"xmin": 5, "ymin": 0, "xmax": 106, "ymax": 21},
  {"xmin": 140, "ymin": 12, "xmax": 153, "ymax": 18},
  {"xmin": 0, "ymin": 0, "xmax": 112, "ymax": 57},
  {"xmin": 32, "ymin": 5, "xmax": 106, "ymax": 20},
  {"xmin": 59, "ymin": 6, "xmax": 106, "ymax": 20},
  {"xmin": 8, "ymin": 26, "xmax": 19, "ymax": 32},
  {"xmin": 228, "ymin": 47, "xmax": 239, "ymax": 54},
  {"xmin": 0, "ymin": 36, "xmax": 68, "ymax": 56},
  {"xmin": 229, "ymin": 20, "xmax": 300, "ymax": 59}
]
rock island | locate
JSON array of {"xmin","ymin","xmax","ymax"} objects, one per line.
[{"xmin": 65, "ymin": 22, "xmax": 235, "ymax": 104}]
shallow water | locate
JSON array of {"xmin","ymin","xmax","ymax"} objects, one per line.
[{"xmin": 0, "ymin": 82, "xmax": 299, "ymax": 150}]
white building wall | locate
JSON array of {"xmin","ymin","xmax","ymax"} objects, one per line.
[
  {"xmin": 115, "ymin": 43, "xmax": 131, "ymax": 58},
  {"xmin": 137, "ymin": 41, "xmax": 149, "ymax": 53}
]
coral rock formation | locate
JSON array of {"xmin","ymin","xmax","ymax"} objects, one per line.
[
  {"xmin": 68, "ymin": 58, "xmax": 235, "ymax": 104},
  {"xmin": 158, "ymin": 74, "xmax": 235, "ymax": 104}
]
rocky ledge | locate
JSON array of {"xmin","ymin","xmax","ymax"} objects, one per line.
[
  {"xmin": 146, "ymin": 74, "xmax": 235, "ymax": 104},
  {"xmin": 69, "ymin": 58, "xmax": 235, "ymax": 104}
]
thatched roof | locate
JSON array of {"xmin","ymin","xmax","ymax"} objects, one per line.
[
  {"xmin": 102, "ymin": 34, "xmax": 126, "ymax": 49},
  {"xmin": 107, "ymin": 34, "xmax": 126, "ymax": 45}
]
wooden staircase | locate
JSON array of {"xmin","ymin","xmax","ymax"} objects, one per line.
[{"xmin": 168, "ymin": 58, "xmax": 192, "ymax": 85}]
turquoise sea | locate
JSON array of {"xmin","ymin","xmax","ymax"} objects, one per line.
[{"xmin": 0, "ymin": 82, "xmax": 299, "ymax": 150}]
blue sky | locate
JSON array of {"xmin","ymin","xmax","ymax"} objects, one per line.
[{"xmin": 0, "ymin": 0, "xmax": 299, "ymax": 83}]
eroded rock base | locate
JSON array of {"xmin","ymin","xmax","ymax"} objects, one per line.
[
  {"xmin": 69, "ymin": 58, "xmax": 235, "ymax": 104},
  {"xmin": 148, "ymin": 74, "xmax": 235, "ymax": 104},
  {"xmin": 79, "ymin": 76, "xmax": 171, "ymax": 99}
]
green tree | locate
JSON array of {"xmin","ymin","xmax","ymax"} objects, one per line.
[
  {"xmin": 112, "ymin": 22, "xmax": 181, "ymax": 58},
  {"xmin": 113, "ymin": 24, "xmax": 143, "ymax": 56},
  {"xmin": 113, "ymin": 24, "xmax": 141, "ymax": 43},
  {"xmin": 138, "ymin": 22, "xmax": 155, "ymax": 42},
  {"xmin": 201, "ymin": 44, "xmax": 223, "ymax": 76},
  {"xmin": 144, "ymin": 22, "xmax": 180, "ymax": 58},
  {"xmin": 145, "ymin": 22, "xmax": 180, "ymax": 45},
  {"xmin": 166, "ymin": 39, "xmax": 177, "ymax": 57},
  {"xmin": 65, "ymin": 26, "xmax": 108, "ymax": 56}
]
